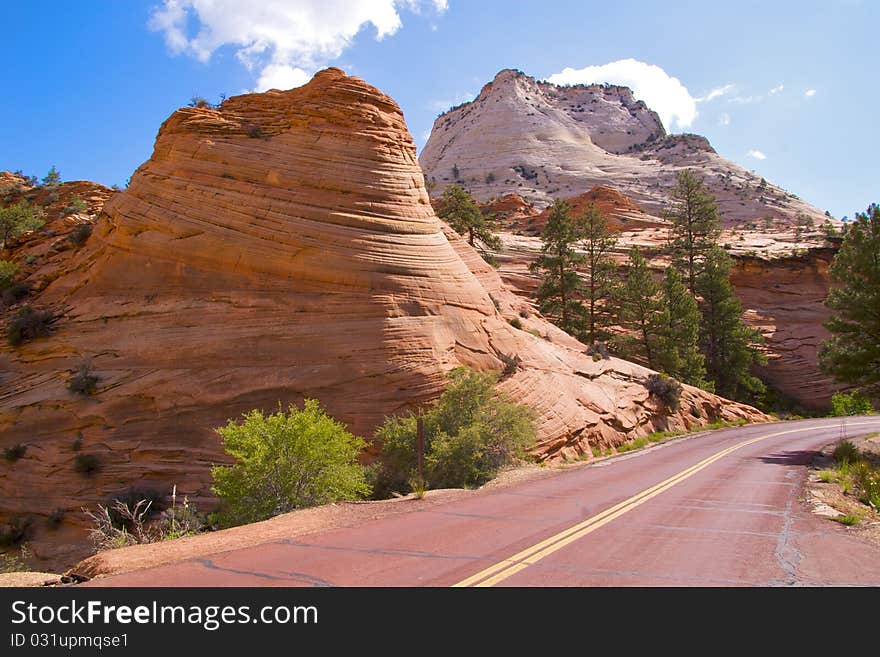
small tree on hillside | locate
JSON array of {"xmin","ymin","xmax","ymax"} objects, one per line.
[
  {"xmin": 697, "ymin": 246, "xmax": 766, "ymax": 401},
  {"xmin": 41, "ymin": 165, "xmax": 61, "ymax": 188},
  {"xmin": 0, "ymin": 201, "xmax": 44, "ymax": 249},
  {"xmin": 656, "ymin": 266, "xmax": 708, "ymax": 388},
  {"xmin": 614, "ymin": 247, "xmax": 662, "ymax": 368},
  {"xmin": 436, "ymin": 184, "xmax": 502, "ymax": 264},
  {"xmin": 819, "ymin": 203, "xmax": 880, "ymax": 397},
  {"xmin": 211, "ymin": 400, "xmax": 370, "ymax": 527},
  {"xmin": 666, "ymin": 169, "xmax": 721, "ymax": 294},
  {"xmin": 530, "ymin": 200, "xmax": 588, "ymax": 337},
  {"xmin": 581, "ymin": 203, "xmax": 618, "ymax": 344}
]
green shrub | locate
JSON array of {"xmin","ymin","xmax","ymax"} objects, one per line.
[
  {"xmin": 211, "ymin": 399, "xmax": 370, "ymax": 527},
  {"xmin": 832, "ymin": 440, "xmax": 860, "ymax": 465},
  {"xmin": 0, "ymin": 260, "xmax": 18, "ymax": 288},
  {"xmin": 374, "ymin": 368, "xmax": 536, "ymax": 495},
  {"xmin": 4, "ymin": 444, "xmax": 26, "ymax": 462},
  {"xmin": 645, "ymin": 373, "xmax": 682, "ymax": 412},
  {"xmin": 74, "ymin": 453, "xmax": 101, "ymax": 476},
  {"xmin": 829, "ymin": 391, "xmax": 874, "ymax": 417},
  {"xmin": 8, "ymin": 305, "xmax": 55, "ymax": 346},
  {"xmin": 831, "ymin": 514, "xmax": 861, "ymax": 526},
  {"xmin": 62, "ymin": 195, "xmax": 88, "ymax": 216},
  {"xmin": 508, "ymin": 317, "xmax": 523, "ymax": 329},
  {"xmin": 851, "ymin": 461, "xmax": 880, "ymax": 509}
]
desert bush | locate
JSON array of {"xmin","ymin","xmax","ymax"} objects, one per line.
[
  {"xmin": 832, "ymin": 440, "xmax": 860, "ymax": 465},
  {"xmin": 62, "ymin": 194, "xmax": 88, "ymax": 216},
  {"xmin": 84, "ymin": 499, "xmax": 158, "ymax": 550},
  {"xmin": 645, "ymin": 373, "xmax": 683, "ymax": 412},
  {"xmin": 188, "ymin": 96, "xmax": 211, "ymax": 108},
  {"xmin": 74, "ymin": 453, "xmax": 100, "ymax": 476},
  {"xmin": 498, "ymin": 352, "xmax": 521, "ymax": 379},
  {"xmin": 829, "ymin": 391, "xmax": 874, "ymax": 417},
  {"xmin": 7, "ymin": 305, "xmax": 55, "ymax": 346},
  {"xmin": 67, "ymin": 359, "xmax": 99, "ymax": 395},
  {"xmin": 106, "ymin": 488, "xmax": 164, "ymax": 530},
  {"xmin": 160, "ymin": 487, "xmax": 205, "ymax": 539},
  {"xmin": 1, "ymin": 281, "xmax": 31, "ymax": 307},
  {"xmin": 374, "ymin": 367, "xmax": 536, "ymax": 495},
  {"xmin": 46, "ymin": 508, "xmax": 65, "ymax": 529},
  {"xmin": 211, "ymin": 399, "xmax": 370, "ymax": 528},
  {"xmin": 0, "ymin": 517, "xmax": 32, "ymax": 546},
  {"xmin": 851, "ymin": 461, "xmax": 880, "ymax": 509},
  {"xmin": 508, "ymin": 317, "xmax": 523, "ymax": 329},
  {"xmin": 4, "ymin": 444, "xmax": 26, "ymax": 462},
  {"xmin": 68, "ymin": 223, "xmax": 92, "ymax": 246},
  {"xmin": 244, "ymin": 123, "xmax": 264, "ymax": 138},
  {"xmin": 0, "ymin": 260, "xmax": 18, "ymax": 288}
]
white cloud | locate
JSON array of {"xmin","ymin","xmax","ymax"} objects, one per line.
[
  {"xmin": 149, "ymin": 0, "xmax": 447, "ymax": 91},
  {"xmin": 730, "ymin": 95, "xmax": 761, "ymax": 104},
  {"xmin": 768, "ymin": 84, "xmax": 784, "ymax": 95},
  {"xmin": 747, "ymin": 150, "xmax": 767, "ymax": 160},
  {"xmin": 697, "ymin": 84, "xmax": 735, "ymax": 102},
  {"xmin": 546, "ymin": 59, "xmax": 697, "ymax": 131},
  {"xmin": 805, "ymin": 89, "xmax": 817, "ymax": 97},
  {"xmin": 256, "ymin": 64, "xmax": 312, "ymax": 91},
  {"xmin": 719, "ymin": 113, "xmax": 731, "ymax": 126}
]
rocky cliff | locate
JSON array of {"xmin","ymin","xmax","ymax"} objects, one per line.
[
  {"xmin": 420, "ymin": 69, "xmax": 832, "ymax": 228},
  {"xmin": 0, "ymin": 69, "xmax": 766, "ymax": 568}
]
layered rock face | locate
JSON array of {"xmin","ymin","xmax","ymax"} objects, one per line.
[
  {"xmin": 0, "ymin": 69, "xmax": 766, "ymax": 568},
  {"xmin": 420, "ymin": 69, "xmax": 831, "ymax": 227}
]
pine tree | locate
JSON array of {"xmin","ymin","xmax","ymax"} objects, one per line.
[
  {"xmin": 580, "ymin": 203, "xmax": 618, "ymax": 344},
  {"xmin": 666, "ymin": 169, "xmax": 721, "ymax": 294},
  {"xmin": 41, "ymin": 165, "xmax": 61, "ymax": 188},
  {"xmin": 530, "ymin": 200, "xmax": 588, "ymax": 337},
  {"xmin": 819, "ymin": 204, "xmax": 880, "ymax": 396},
  {"xmin": 697, "ymin": 247, "xmax": 766, "ymax": 400},
  {"xmin": 436, "ymin": 184, "xmax": 502, "ymax": 264},
  {"xmin": 656, "ymin": 266, "xmax": 707, "ymax": 388},
  {"xmin": 614, "ymin": 247, "xmax": 662, "ymax": 368}
]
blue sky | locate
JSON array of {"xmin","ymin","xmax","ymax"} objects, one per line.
[{"xmin": 1, "ymin": 1, "xmax": 876, "ymax": 219}]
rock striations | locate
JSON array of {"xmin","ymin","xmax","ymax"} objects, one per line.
[{"xmin": 0, "ymin": 69, "xmax": 766, "ymax": 567}]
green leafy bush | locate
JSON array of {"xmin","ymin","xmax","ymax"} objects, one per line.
[
  {"xmin": 374, "ymin": 367, "xmax": 536, "ymax": 495},
  {"xmin": 0, "ymin": 260, "xmax": 18, "ymax": 288},
  {"xmin": 211, "ymin": 399, "xmax": 370, "ymax": 527},
  {"xmin": 829, "ymin": 391, "xmax": 874, "ymax": 417}
]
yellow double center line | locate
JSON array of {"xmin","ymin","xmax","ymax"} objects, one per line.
[{"xmin": 453, "ymin": 421, "xmax": 879, "ymax": 587}]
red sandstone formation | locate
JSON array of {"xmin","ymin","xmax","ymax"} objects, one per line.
[{"xmin": 0, "ymin": 69, "xmax": 766, "ymax": 569}]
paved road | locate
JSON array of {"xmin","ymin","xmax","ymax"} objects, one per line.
[{"xmin": 87, "ymin": 417, "xmax": 880, "ymax": 587}]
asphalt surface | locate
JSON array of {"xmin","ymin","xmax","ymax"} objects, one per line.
[{"xmin": 86, "ymin": 416, "xmax": 880, "ymax": 587}]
